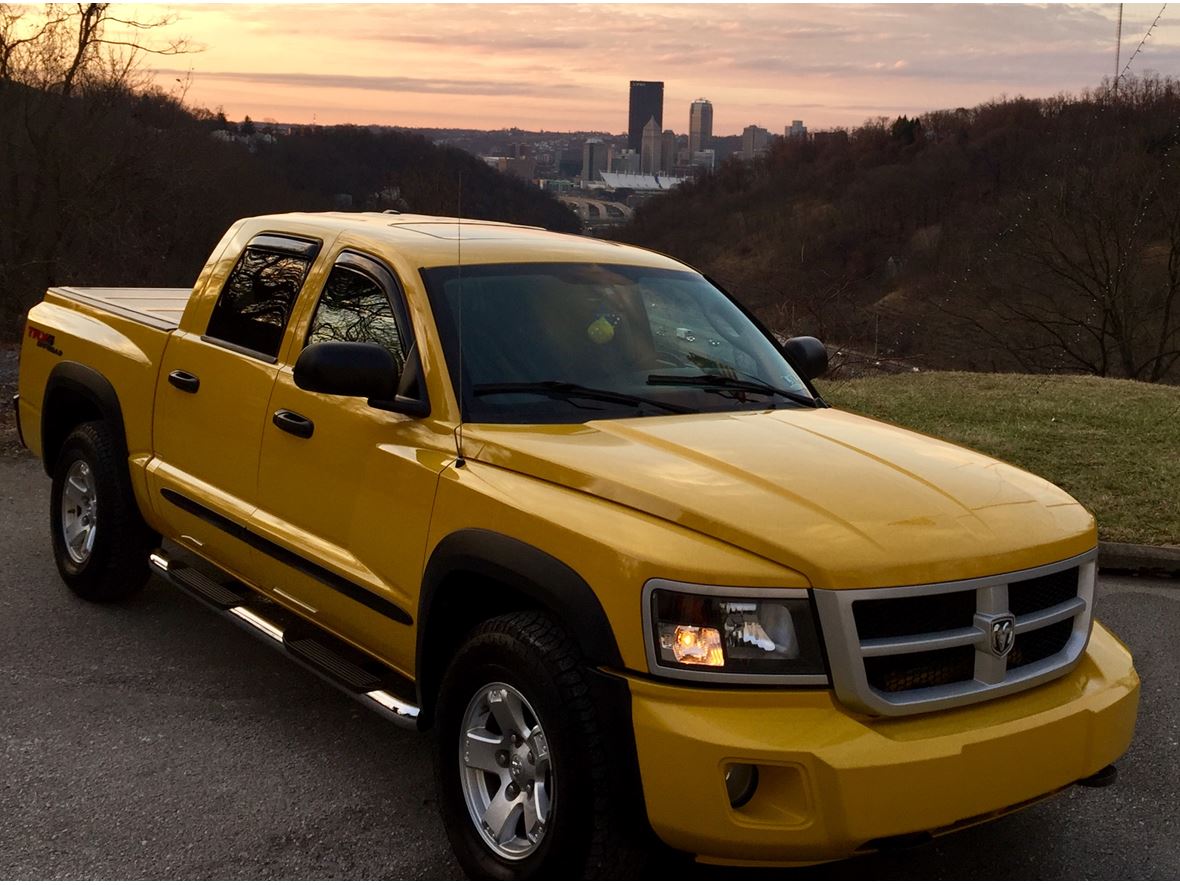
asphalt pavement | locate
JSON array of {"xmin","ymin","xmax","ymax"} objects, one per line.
[{"xmin": 1, "ymin": 454, "xmax": 1177, "ymax": 879}]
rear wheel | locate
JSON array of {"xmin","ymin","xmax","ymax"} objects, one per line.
[
  {"xmin": 434, "ymin": 611, "xmax": 649, "ymax": 879},
  {"xmin": 49, "ymin": 421, "xmax": 158, "ymax": 602}
]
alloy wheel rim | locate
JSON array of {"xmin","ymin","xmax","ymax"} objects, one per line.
[
  {"xmin": 61, "ymin": 459, "xmax": 98, "ymax": 565},
  {"xmin": 458, "ymin": 681, "xmax": 554, "ymax": 860}
]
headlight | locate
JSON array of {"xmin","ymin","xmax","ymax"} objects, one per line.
[{"xmin": 643, "ymin": 581, "xmax": 828, "ymax": 685}]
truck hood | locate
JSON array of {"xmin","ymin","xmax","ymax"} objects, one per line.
[{"xmin": 463, "ymin": 408, "xmax": 1095, "ymax": 589}]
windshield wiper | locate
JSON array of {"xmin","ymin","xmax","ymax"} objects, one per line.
[
  {"xmin": 646, "ymin": 373, "xmax": 817, "ymax": 408},
  {"xmin": 472, "ymin": 381, "xmax": 694, "ymax": 414}
]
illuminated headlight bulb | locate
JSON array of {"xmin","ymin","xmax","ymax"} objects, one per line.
[{"xmin": 663, "ymin": 624, "xmax": 725, "ymax": 666}]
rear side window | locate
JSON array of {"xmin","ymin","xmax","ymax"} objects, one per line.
[
  {"xmin": 205, "ymin": 236, "xmax": 318, "ymax": 359},
  {"xmin": 307, "ymin": 266, "xmax": 406, "ymax": 372}
]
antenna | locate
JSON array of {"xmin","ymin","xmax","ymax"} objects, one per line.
[
  {"xmin": 452, "ymin": 173, "xmax": 466, "ymax": 468},
  {"xmin": 1114, "ymin": 3, "xmax": 1124, "ymax": 94}
]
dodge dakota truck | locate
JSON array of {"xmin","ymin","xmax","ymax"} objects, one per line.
[{"xmin": 15, "ymin": 212, "xmax": 1139, "ymax": 878}]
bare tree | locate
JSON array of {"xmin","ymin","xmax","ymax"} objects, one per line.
[
  {"xmin": 943, "ymin": 78, "xmax": 1180, "ymax": 381},
  {"xmin": 0, "ymin": 4, "xmax": 189, "ymax": 333}
]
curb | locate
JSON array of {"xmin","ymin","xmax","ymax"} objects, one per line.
[{"xmin": 1098, "ymin": 541, "xmax": 1180, "ymax": 575}]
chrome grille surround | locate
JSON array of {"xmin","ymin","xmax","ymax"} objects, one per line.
[{"xmin": 812, "ymin": 549, "xmax": 1097, "ymax": 716}]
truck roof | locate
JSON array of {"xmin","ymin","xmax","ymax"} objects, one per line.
[{"xmin": 248, "ymin": 212, "xmax": 690, "ymax": 272}]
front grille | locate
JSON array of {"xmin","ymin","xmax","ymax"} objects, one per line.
[
  {"xmin": 814, "ymin": 551, "xmax": 1097, "ymax": 716},
  {"xmin": 865, "ymin": 645, "xmax": 975, "ymax": 693},
  {"xmin": 1009, "ymin": 567, "xmax": 1078, "ymax": 616},
  {"xmin": 1009, "ymin": 619, "xmax": 1073, "ymax": 670},
  {"xmin": 854, "ymin": 589, "xmax": 975, "ymax": 640}
]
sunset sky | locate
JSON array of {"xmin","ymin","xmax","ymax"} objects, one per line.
[{"xmin": 123, "ymin": 3, "xmax": 1179, "ymax": 135}]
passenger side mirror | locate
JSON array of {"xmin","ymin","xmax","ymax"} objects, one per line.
[
  {"xmin": 293, "ymin": 342, "xmax": 400, "ymax": 400},
  {"xmin": 783, "ymin": 336, "xmax": 828, "ymax": 381}
]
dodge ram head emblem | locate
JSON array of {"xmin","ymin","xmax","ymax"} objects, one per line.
[{"xmin": 989, "ymin": 616, "xmax": 1016, "ymax": 657}]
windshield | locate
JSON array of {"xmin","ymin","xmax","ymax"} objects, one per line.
[{"xmin": 421, "ymin": 262, "xmax": 813, "ymax": 423}]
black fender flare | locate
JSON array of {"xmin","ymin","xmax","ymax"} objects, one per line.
[
  {"xmin": 417, "ymin": 530, "xmax": 654, "ymax": 841},
  {"xmin": 416, "ymin": 528, "xmax": 624, "ymax": 683},
  {"xmin": 40, "ymin": 362, "xmax": 128, "ymax": 474}
]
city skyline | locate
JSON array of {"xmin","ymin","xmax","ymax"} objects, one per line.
[{"xmin": 118, "ymin": 4, "xmax": 1180, "ymax": 134}]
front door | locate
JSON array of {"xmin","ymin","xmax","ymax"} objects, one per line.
[{"xmin": 250, "ymin": 250, "xmax": 450, "ymax": 678}]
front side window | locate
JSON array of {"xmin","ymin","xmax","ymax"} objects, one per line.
[
  {"xmin": 206, "ymin": 240, "xmax": 316, "ymax": 358},
  {"xmin": 421, "ymin": 262, "xmax": 813, "ymax": 423},
  {"xmin": 307, "ymin": 265, "xmax": 406, "ymax": 373}
]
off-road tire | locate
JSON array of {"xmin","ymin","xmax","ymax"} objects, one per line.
[
  {"xmin": 434, "ymin": 610, "xmax": 650, "ymax": 879},
  {"xmin": 49, "ymin": 421, "xmax": 158, "ymax": 602}
]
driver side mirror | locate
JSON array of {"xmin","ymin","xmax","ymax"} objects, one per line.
[
  {"xmin": 294, "ymin": 341, "xmax": 400, "ymax": 400},
  {"xmin": 783, "ymin": 336, "xmax": 828, "ymax": 381}
]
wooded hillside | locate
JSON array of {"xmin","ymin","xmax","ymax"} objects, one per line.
[
  {"xmin": 0, "ymin": 4, "xmax": 577, "ymax": 340},
  {"xmin": 618, "ymin": 78, "xmax": 1180, "ymax": 383}
]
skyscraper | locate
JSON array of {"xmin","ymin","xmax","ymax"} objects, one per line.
[
  {"xmin": 661, "ymin": 129, "xmax": 678, "ymax": 173},
  {"xmin": 689, "ymin": 98, "xmax": 713, "ymax": 156},
  {"xmin": 741, "ymin": 124, "xmax": 770, "ymax": 160},
  {"xmin": 628, "ymin": 81, "xmax": 664, "ymax": 152},
  {"xmin": 640, "ymin": 117, "xmax": 662, "ymax": 174},
  {"xmin": 581, "ymin": 138, "xmax": 610, "ymax": 181}
]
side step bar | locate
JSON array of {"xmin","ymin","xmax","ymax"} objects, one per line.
[{"xmin": 149, "ymin": 549, "xmax": 420, "ymax": 729}]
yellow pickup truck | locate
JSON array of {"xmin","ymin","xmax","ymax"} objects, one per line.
[{"xmin": 15, "ymin": 212, "xmax": 1139, "ymax": 878}]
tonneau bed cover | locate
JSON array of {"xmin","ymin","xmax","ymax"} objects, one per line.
[{"xmin": 48, "ymin": 286, "xmax": 192, "ymax": 331}]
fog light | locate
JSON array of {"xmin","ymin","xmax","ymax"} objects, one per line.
[{"xmin": 724, "ymin": 763, "xmax": 759, "ymax": 808}]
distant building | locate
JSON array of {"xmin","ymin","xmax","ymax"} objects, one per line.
[
  {"xmin": 690, "ymin": 149, "xmax": 716, "ymax": 170},
  {"xmin": 598, "ymin": 171, "xmax": 687, "ymax": 191},
  {"xmin": 640, "ymin": 118, "xmax": 662, "ymax": 174},
  {"xmin": 482, "ymin": 156, "xmax": 536, "ymax": 180},
  {"xmin": 660, "ymin": 130, "xmax": 677, "ymax": 175},
  {"xmin": 613, "ymin": 148, "xmax": 641, "ymax": 175},
  {"xmin": 210, "ymin": 129, "xmax": 276, "ymax": 151},
  {"xmin": 628, "ymin": 81, "xmax": 664, "ymax": 152},
  {"xmin": 741, "ymin": 125, "xmax": 771, "ymax": 160},
  {"xmin": 581, "ymin": 138, "xmax": 610, "ymax": 181},
  {"xmin": 689, "ymin": 98, "xmax": 713, "ymax": 156},
  {"xmin": 786, "ymin": 120, "xmax": 807, "ymax": 139}
]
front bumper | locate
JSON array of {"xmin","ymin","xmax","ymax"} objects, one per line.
[{"xmin": 628, "ymin": 619, "xmax": 1139, "ymax": 866}]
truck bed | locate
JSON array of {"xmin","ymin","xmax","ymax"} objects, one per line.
[{"xmin": 48, "ymin": 286, "xmax": 193, "ymax": 331}]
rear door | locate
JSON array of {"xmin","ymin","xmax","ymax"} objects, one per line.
[{"xmin": 148, "ymin": 233, "xmax": 321, "ymax": 579}]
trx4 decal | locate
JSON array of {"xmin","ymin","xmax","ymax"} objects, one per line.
[{"xmin": 27, "ymin": 325, "xmax": 63, "ymax": 356}]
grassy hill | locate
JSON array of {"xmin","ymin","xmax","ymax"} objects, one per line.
[{"xmin": 824, "ymin": 372, "xmax": 1180, "ymax": 546}]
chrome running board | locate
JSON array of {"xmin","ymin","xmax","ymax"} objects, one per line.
[{"xmin": 149, "ymin": 548, "xmax": 420, "ymax": 729}]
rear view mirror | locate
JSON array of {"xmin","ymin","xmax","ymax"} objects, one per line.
[
  {"xmin": 783, "ymin": 336, "xmax": 828, "ymax": 381},
  {"xmin": 294, "ymin": 342, "xmax": 400, "ymax": 399}
]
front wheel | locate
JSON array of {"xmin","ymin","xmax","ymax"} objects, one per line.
[
  {"xmin": 433, "ymin": 611, "xmax": 649, "ymax": 879},
  {"xmin": 458, "ymin": 681, "xmax": 555, "ymax": 862}
]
